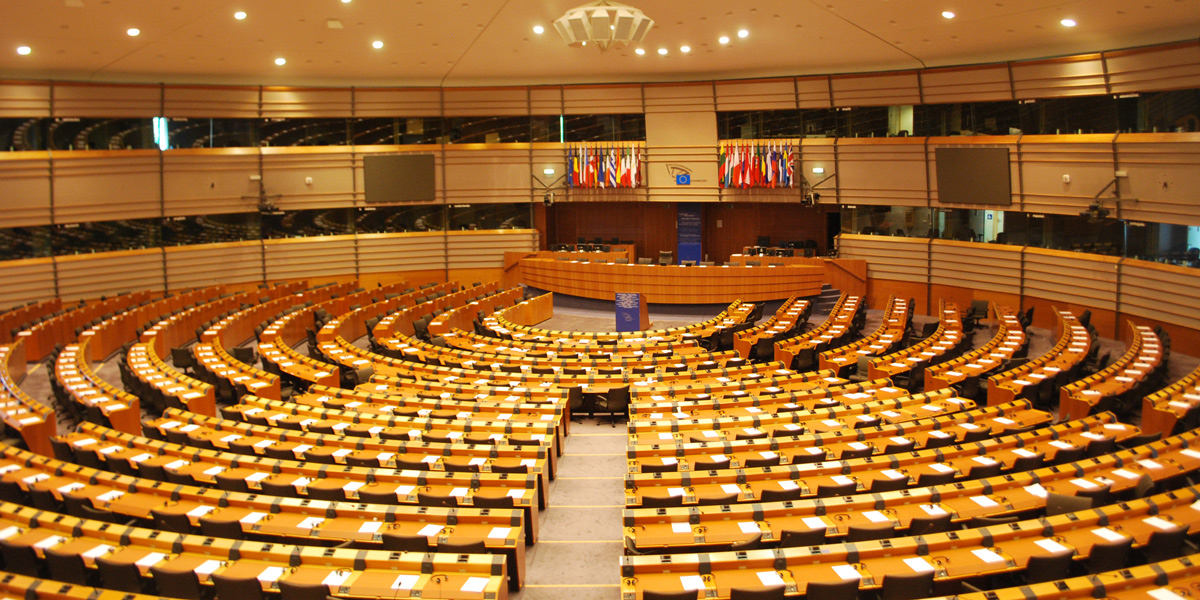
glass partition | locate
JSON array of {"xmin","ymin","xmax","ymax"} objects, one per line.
[
  {"xmin": 356, "ymin": 205, "xmax": 446, "ymax": 233},
  {"xmin": 0, "ymin": 226, "xmax": 52, "ymax": 259},
  {"xmin": 51, "ymin": 219, "xmax": 160, "ymax": 255},
  {"xmin": 261, "ymin": 208, "xmax": 355, "ymax": 239},
  {"xmin": 161, "ymin": 212, "xmax": 261, "ymax": 246},
  {"xmin": 448, "ymin": 203, "xmax": 532, "ymax": 230}
]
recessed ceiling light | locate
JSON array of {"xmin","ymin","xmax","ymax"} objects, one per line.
[
  {"xmin": 340, "ymin": 0, "xmax": 351, "ymax": 3},
  {"xmin": 680, "ymin": 45, "xmax": 690, "ymax": 53},
  {"xmin": 657, "ymin": 48, "xmax": 667, "ymax": 55},
  {"xmin": 16, "ymin": 46, "xmax": 31, "ymax": 56},
  {"xmin": 1060, "ymin": 18, "xmax": 1076, "ymax": 27},
  {"xmin": 372, "ymin": 40, "xmax": 383, "ymax": 49},
  {"xmin": 718, "ymin": 36, "xmax": 730, "ymax": 44},
  {"xmin": 635, "ymin": 48, "xmax": 645, "ymax": 55},
  {"xmin": 126, "ymin": 28, "xmax": 141, "ymax": 37},
  {"xmin": 941, "ymin": 10, "xmax": 955, "ymax": 18},
  {"xmin": 737, "ymin": 29, "xmax": 749, "ymax": 38},
  {"xmin": 274, "ymin": 57, "xmax": 286, "ymax": 65},
  {"xmin": 532, "ymin": 25, "xmax": 544, "ymax": 34},
  {"xmin": 234, "ymin": 11, "xmax": 247, "ymax": 20},
  {"xmin": 543, "ymin": 168, "xmax": 555, "ymax": 175}
]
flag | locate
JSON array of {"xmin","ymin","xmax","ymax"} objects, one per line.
[
  {"xmin": 607, "ymin": 147, "xmax": 617, "ymax": 188},
  {"xmin": 765, "ymin": 142, "xmax": 774, "ymax": 188},
  {"xmin": 717, "ymin": 143, "xmax": 727, "ymax": 189}
]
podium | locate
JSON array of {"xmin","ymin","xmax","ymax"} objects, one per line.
[{"xmin": 615, "ymin": 292, "xmax": 649, "ymax": 332}]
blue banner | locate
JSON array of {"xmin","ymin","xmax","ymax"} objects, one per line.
[
  {"xmin": 677, "ymin": 203, "xmax": 702, "ymax": 264},
  {"xmin": 615, "ymin": 292, "xmax": 643, "ymax": 332}
]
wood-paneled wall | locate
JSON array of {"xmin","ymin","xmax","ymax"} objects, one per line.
[
  {"xmin": 0, "ymin": 231, "xmax": 536, "ymax": 309},
  {"xmin": 838, "ymin": 233, "xmax": 1200, "ymax": 355}
]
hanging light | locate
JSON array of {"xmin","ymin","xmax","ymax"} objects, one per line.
[{"xmin": 553, "ymin": 0, "xmax": 654, "ymax": 52}]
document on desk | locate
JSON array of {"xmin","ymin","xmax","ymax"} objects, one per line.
[
  {"xmin": 680, "ymin": 575, "xmax": 706, "ymax": 591},
  {"xmin": 391, "ymin": 574, "xmax": 419, "ymax": 590},
  {"xmin": 461, "ymin": 577, "xmax": 489, "ymax": 593}
]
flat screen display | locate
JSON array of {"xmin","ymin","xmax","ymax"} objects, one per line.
[
  {"xmin": 363, "ymin": 154, "xmax": 436, "ymax": 203},
  {"xmin": 935, "ymin": 147, "xmax": 1012, "ymax": 206}
]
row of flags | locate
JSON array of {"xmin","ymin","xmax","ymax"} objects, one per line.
[
  {"xmin": 718, "ymin": 141, "xmax": 796, "ymax": 189},
  {"xmin": 566, "ymin": 143, "xmax": 641, "ymax": 189}
]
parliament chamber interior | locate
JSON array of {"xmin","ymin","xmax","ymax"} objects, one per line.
[{"xmin": 4, "ymin": 1, "xmax": 1200, "ymax": 599}]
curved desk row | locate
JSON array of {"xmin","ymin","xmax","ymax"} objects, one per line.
[{"xmin": 518, "ymin": 259, "xmax": 823, "ymax": 304}]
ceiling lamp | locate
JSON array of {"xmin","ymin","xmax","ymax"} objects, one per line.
[{"xmin": 553, "ymin": 0, "xmax": 653, "ymax": 52}]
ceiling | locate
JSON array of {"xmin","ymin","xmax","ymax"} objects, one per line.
[{"xmin": 3, "ymin": 0, "xmax": 1199, "ymax": 88}]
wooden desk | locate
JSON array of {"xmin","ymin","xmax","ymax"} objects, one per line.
[
  {"xmin": 0, "ymin": 338, "xmax": 56, "ymax": 456},
  {"xmin": 1059, "ymin": 323, "xmax": 1164, "ymax": 421},
  {"xmin": 987, "ymin": 310, "xmax": 1091, "ymax": 406},
  {"xmin": 774, "ymin": 295, "xmax": 862, "ymax": 366},
  {"xmin": 925, "ymin": 305, "xmax": 1026, "ymax": 391},
  {"xmin": 519, "ymin": 259, "xmax": 823, "ymax": 304}
]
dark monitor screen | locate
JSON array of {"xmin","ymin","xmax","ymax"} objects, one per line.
[
  {"xmin": 363, "ymin": 154, "xmax": 436, "ymax": 203},
  {"xmin": 935, "ymin": 147, "xmax": 1012, "ymax": 206}
]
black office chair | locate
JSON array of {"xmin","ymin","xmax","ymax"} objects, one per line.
[
  {"xmin": 642, "ymin": 591, "xmax": 700, "ymax": 600},
  {"xmin": 96, "ymin": 555, "xmax": 157, "ymax": 594},
  {"xmin": 640, "ymin": 494, "xmax": 685, "ymax": 508},
  {"xmin": 878, "ymin": 570, "xmax": 934, "ymax": 600},
  {"xmin": 806, "ymin": 579, "xmax": 860, "ymax": 600},
  {"xmin": 1140, "ymin": 527, "xmax": 1188, "ymax": 563},
  {"xmin": 778, "ymin": 527, "xmax": 826, "ymax": 548},
  {"xmin": 0, "ymin": 537, "xmax": 46, "ymax": 578},
  {"xmin": 278, "ymin": 579, "xmax": 336, "ymax": 600},
  {"xmin": 1024, "ymin": 550, "xmax": 1075, "ymax": 584},
  {"xmin": 729, "ymin": 585, "xmax": 786, "ymax": 600},
  {"xmin": 1087, "ymin": 536, "xmax": 1133, "ymax": 574},
  {"xmin": 151, "ymin": 561, "xmax": 211, "ymax": 600},
  {"xmin": 846, "ymin": 522, "xmax": 895, "ymax": 542},
  {"xmin": 381, "ymin": 533, "xmax": 432, "ymax": 552},
  {"xmin": 1045, "ymin": 492, "xmax": 1093, "ymax": 517},
  {"xmin": 908, "ymin": 512, "xmax": 953, "ymax": 536},
  {"xmin": 212, "ymin": 571, "xmax": 266, "ymax": 600},
  {"xmin": 815, "ymin": 481, "xmax": 856, "ymax": 498}
]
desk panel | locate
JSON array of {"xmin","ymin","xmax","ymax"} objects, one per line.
[{"xmin": 519, "ymin": 259, "xmax": 822, "ymax": 304}]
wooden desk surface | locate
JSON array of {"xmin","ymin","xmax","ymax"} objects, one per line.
[{"xmin": 519, "ymin": 258, "xmax": 823, "ymax": 304}]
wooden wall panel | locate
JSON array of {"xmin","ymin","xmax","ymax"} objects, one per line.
[
  {"xmin": 1018, "ymin": 136, "xmax": 1116, "ymax": 215},
  {"xmin": 163, "ymin": 86, "xmax": 260, "ymax": 118},
  {"xmin": 1119, "ymin": 261, "xmax": 1200, "ymax": 332},
  {"xmin": 702, "ymin": 203, "xmax": 834, "ymax": 262},
  {"xmin": 52, "ymin": 83, "xmax": 161, "ymax": 118},
  {"xmin": 642, "ymin": 84, "xmax": 715, "ymax": 114},
  {"xmin": 715, "ymin": 79, "xmax": 797, "ymax": 111},
  {"xmin": 164, "ymin": 241, "xmax": 263, "ymax": 289},
  {"xmin": 837, "ymin": 234, "xmax": 928, "ymax": 283},
  {"xmin": 52, "ymin": 152, "xmax": 161, "ymax": 222},
  {"xmin": 261, "ymin": 148, "xmax": 355, "ymax": 210},
  {"xmin": 0, "ymin": 154, "xmax": 52, "ymax": 226},
  {"xmin": 446, "ymin": 230, "xmax": 537, "ymax": 269},
  {"xmin": 0, "ymin": 258, "xmax": 56, "ymax": 311},
  {"xmin": 352, "ymin": 146, "xmax": 444, "ymax": 204},
  {"xmin": 927, "ymin": 136, "xmax": 1021, "ymax": 208},
  {"xmin": 836, "ymin": 139, "xmax": 927, "ymax": 207},
  {"xmin": 644, "ymin": 108, "xmax": 718, "ymax": 203},
  {"xmin": 831, "ymin": 72, "xmax": 921, "ymax": 107},
  {"xmin": 357, "ymin": 233, "xmax": 446, "ymax": 273},
  {"xmin": 353, "ymin": 88, "xmax": 442, "ymax": 118},
  {"xmin": 798, "ymin": 139, "xmax": 838, "ymax": 204},
  {"xmin": 562, "ymin": 85, "xmax": 643, "ymax": 114},
  {"xmin": 1105, "ymin": 42, "xmax": 1200, "ymax": 95},
  {"xmin": 1010, "ymin": 55, "xmax": 1108, "ymax": 99},
  {"xmin": 0, "ymin": 83, "xmax": 51, "ymax": 117},
  {"xmin": 1022, "ymin": 248, "xmax": 1118, "ymax": 311},
  {"xmin": 795, "ymin": 77, "xmax": 832, "ymax": 109},
  {"xmin": 442, "ymin": 146, "xmax": 532, "ymax": 204},
  {"xmin": 54, "ymin": 249, "xmax": 164, "ymax": 301},
  {"xmin": 443, "ymin": 88, "xmax": 529, "ymax": 117},
  {"xmin": 549, "ymin": 201, "xmax": 677, "ymax": 261},
  {"xmin": 920, "ymin": 65, "xmax": 1013, "ymax": 104},
  {"xmin": 1114, "ymin": 135, "xmax": 1200, "ymax": 226},
  {"xmin": 529, "ymin": 87, "xmax": 563, "ymax": 116},
  {"xmin": 929, "ymin": 240, "xmax": 1021, "ymax": 295},
  {"xmin": 263, "ymin": 236, "xmax": 356, "ymax": 281},
  {"xmin": 260, "ymin": 88, "xmax": 353, "ymax": 118},
  {"xmin": 162, "ymin": 149, "xmax": 261, "ymax": 216},
  {"xmin": 531, "ymin": 146, "xmax": 566, "ymax": 194}
]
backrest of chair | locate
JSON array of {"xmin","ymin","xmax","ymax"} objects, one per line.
[
  {"xmin": 879, "ymin": 571, "xmax": 934, "ymax": 600},
  {"xmin": 1045, "ymin": 492, "xmax": 1093, "ymax": 516}
]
